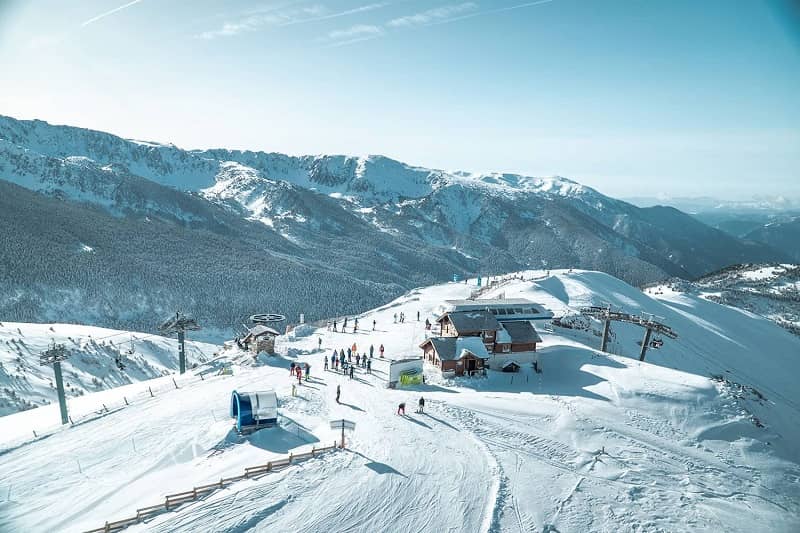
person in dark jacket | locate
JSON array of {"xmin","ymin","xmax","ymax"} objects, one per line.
[
  {"xmin": 289, "ymin": 361, "xmax": 296, "ymax": 375},
  {"xmin": 397, "ymin": 402, "xmax": 405, "ymax": 415},
  {"xmin": 418, "ymin": 397, "xmax": 425, "ymax": 413},
  {"xmin": 336, "ymin": 385, "xmax": 341, "ymax": 403},
  {"xmin": 349, "ymin": 365, "xmax": 354, "ymax": 379}
]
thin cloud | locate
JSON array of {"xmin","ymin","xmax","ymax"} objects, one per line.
[
  {"xmin": 81, "ymin": 0, "xmax": 146, "ymax": 27},
  {"xmin": 387, "ymin": 2, "xmax": 477, "ymax": 27},
  {"xmin": 328, "ymin": 24, "xmax": 384, "ymax": 40},
  {"xmin": 426, "ymin": 0, "xmax": 554, "ymax": 26},
  {"xmin": 198, "ymin": 2, "xmax": 390, "ymax": 39}
]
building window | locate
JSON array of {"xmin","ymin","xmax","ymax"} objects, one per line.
[{"xmin": 502, "ymin": 344, "xmax": 511, "ymax": 353}]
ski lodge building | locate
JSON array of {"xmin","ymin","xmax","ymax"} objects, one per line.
[{"xmin": 421, "ymin": 297, "xmax": 547, "ymax": 374}]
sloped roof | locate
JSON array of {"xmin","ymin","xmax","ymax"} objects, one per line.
[
  {"xmin": 443, "ymin": 310, "xmax": 500, "ymax": 333},
  {"xmin": 503, "ymin": 321, "xmax": 542, "ymax": 344},
  {"xmin": 422, "ymin": 336, "xmax": 490, "ymax": 361},
  {"xmin": 502, "ymin": 360, "xmax": 521, "ymax": 369},
  {"xmin": 248, "ymin": 324, "xmax": 280, "ymax": 338},
  {"xmin": 496, "ymin": 325, "xmax": 512, "ymax": 344}
]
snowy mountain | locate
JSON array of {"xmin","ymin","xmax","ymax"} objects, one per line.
[
  {"xmin": 0, "ymin": 115, "xmax": 788, "ymax": 333},
  {"xmin": 0, "ymin": 321, "xmax": 219, "ymax": 416},
  {"xmin": 1, "ymin": 270, "xmax": 798, "ymax": 532},
  {"xmin": 645, "ymin": 263, "xmax": 800, "ymax": 336}
]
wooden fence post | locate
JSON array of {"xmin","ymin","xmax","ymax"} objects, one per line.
[
  {"xmin": 148, "ymin": 386, "xmax": 154, "ymax": 397},
  {"xmin": 172, "ymin": 378, "xmax": 178, "ymax": 389}
]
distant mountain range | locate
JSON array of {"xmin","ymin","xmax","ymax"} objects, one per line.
[{"xmin": 0, "ymin": 115, "xmax": 789, "ymax": 333}]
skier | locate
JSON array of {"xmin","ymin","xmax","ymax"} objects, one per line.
[
  {"xmin": 296, "ymin": 366, "xmax": 302, "ymax": 385},
  {"xmin": 349, "ymin": 365, "xmax": 354, "ymax": 380},
  {"xmin": 354, "ymin": 318, "xmax": 358, "ymax": 333},
  {"xmin": 379, "ymin": 344, "xmax": 385, "ymax": 358},
  {"xmin": 348, "ymin": 350, "xmax": 352, "ymax": 363},
  {"xmin": 352, "ymin": 342, "xmax": 357, "ymax": 355},
  {"xmin": 397, "ymin": 402, "xmax": 406, "ymax": 415},
  {"xmin": 289, "ymin": 361, "xmax": 296, "ymax": 375},
  {"xmin": 372, "ymin": 319, "xmax": 376, "ymax": 331},
  {"xmin": 356, "ymin": 354, "xmax": 361, "ymax": 366},
  {"xmin": 366, "ymin": 358, "xmax": 372, "ymax": 374},
  {"xmin": 324, "ymin": 356, "xmax": 329, "ymax": 371},
  {"xmin": 418, "ymin": 397, "xmax": 425, "ymax": 414},
  {"xmin": 336, "ymin": 385, "xmax": 341, "ymax": 404},
  {"xmin": 340, "ymin": 352, "xmax": 346, "ymax": 370},
  {"xmin": 333, "ymin": 320, "xmax": 337, "ymax": 332},
  {"xmin": 370, "ymin": 344, "xmax": 374, "ymax": 358},
  {"xmin": 318, "ymin": 337, "xmax": 322, "ymax": 350},
  {"xmin": 305, "ymin": 362, "xmax": 310, "ymax": 381}
]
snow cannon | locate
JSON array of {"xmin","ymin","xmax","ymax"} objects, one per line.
[{"xmin": 230, "ymin": 390, "xmax": 278, "ymax": 434}]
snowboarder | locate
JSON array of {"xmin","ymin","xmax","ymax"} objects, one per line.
[
  {"xmin": 349, "ymin": 365, "xmax": 354, "ymax": 379},
  {"xmin": 397, "ymin": 402, "xmax": 406, "ymax": 415},
  {"xmin": 336, "ymin": 385, "xmax": 341, "ymax": 404},
  {"xmin": 418, "ymin": 397, "xmax": 425, "ymax": 414},
  {"xmin": 379, "ymin": 344, "xmax": 385, "ymax": 358}
]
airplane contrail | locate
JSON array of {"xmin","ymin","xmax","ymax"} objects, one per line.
[{"xmin": 81, "ymin": 0, "xmax": 146, "ymax": 27}]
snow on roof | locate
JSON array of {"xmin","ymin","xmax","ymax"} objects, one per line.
[
  {"xmin": 496, "ymin": 325, "xmax": 512, "ymax": 344},
  {"xmin": 502, "ymin": 360, "xmax": 520, "ymax": 369},
  {"xmin": 248, "ymin": 324, "xmax": 280, "ymax": 337},
  {"xmin": 423, "ymin": 336, "xmax": 490, "ymax": 361},
  {"xmin": 455, "ymin": 337, "xmax": 490, "ymax": 360}
]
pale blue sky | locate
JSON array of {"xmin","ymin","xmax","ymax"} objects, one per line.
[{"xmin": 0, "ymin": 0, "xmax": 798, "ymax": 199}]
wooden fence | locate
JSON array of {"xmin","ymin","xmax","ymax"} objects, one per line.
[{"xmin": 83, "ymin": 442, "xmax": 338, "ymax": 533}]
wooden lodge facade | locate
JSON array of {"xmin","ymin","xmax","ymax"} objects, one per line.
[
  {"xmin": 241, "ymin": 324, "xmax": 280, "ymax": 355},
  {"xmin": 424, "ymin": 304, "xmax": 544, "ymax": 374}
]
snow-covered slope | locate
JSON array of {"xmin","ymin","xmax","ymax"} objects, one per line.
[
  {"xmin": 645, "ymin": 263, "xmax": 800, "ymax": 336},
  {"xmin": 0, "ymin": 321, "xmax": 219, "ymax": 416},
  {"xmin": 1, "ymin": 270, "xmax": 798, "ymax": 532}
]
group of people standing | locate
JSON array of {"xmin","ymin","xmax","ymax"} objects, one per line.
[
  {"xmin": 329, "ymin": 317, "xmax": 378, "ymax": 333},
  {"xmin": 326, "ymin": 345, "xmax": 374, "ymax": 378},
  {"xmin": 289, "ymin": 361, "xmax": 311, "ymax": 384}
]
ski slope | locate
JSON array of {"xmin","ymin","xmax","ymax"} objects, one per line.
[
  {"xmin": 1, "ymin": 270, "xmax": 799, "ymax": 532},
  {"xmin": 0, "ymin": 321, "xmax": 219, "ymax": 416}
]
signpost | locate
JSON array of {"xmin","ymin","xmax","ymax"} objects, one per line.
[{"xmin": 329, "ymin": 419, "xmax": 356, "ymax": 449}]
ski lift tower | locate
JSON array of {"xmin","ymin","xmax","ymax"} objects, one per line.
[
  {"xmin": 39, "ymin": 340, "xmax": 71, "ymax": 425},
  {"xmin": 580, "ymin": 305, "xmax": 677, "ymax": 362},
  {"xmin": 159, "ymin": 312, "xmax": 201, "ymax": 374}
]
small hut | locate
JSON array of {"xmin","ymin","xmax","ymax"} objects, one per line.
[
  {"xmin": 241, "ymin": 325, "xmax": 280, "ymax": 355},
  {"xmin": 230, "ymin": 390, "xmax": 278, "ymax": 432},
  {"xmin": 501, "ymin": 360, "xmax": 521, "ymax": 373}
]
